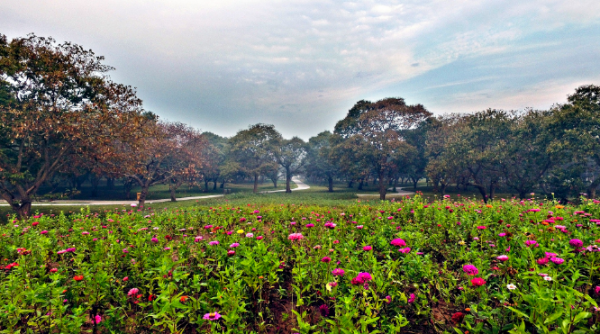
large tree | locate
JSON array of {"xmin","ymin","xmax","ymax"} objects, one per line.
[
  {"xmin": 274, "ymin": 137, "xmax": 307, "ymax": 193},
  {"xmin": 0, "ymin": 34, "xmax": 151, "ymax": 217},
  {"xmin": 305, "ymin": 131, "xmax": 338, "ymax": 192},
  {"xmin": 229, "ymin": 124, "xmax": 281, "ymax": 193},
  {"xmin": 333, "ymin": 98, "xmax": 431, "ymax": 200},
  {"xmin": 548, "ymin": 85, "xmax": 600, "ymax": 198}
]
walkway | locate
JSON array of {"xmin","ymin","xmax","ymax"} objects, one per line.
[{"xmin": 0, "ymin": 178, "xmax": 310, "ymax": 207}]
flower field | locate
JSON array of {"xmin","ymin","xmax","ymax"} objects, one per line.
[{"xmin": 2, "ymin": 196, "xmax": 600, "ymax": 333}]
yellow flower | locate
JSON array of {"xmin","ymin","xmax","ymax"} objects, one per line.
[
  {"xmin": 458, "ymin": 240, "xmax": 466, "ymax": 245},
  {"xmin": 237, "ymin": 229, "xmax": 244, "ymax": 234}
]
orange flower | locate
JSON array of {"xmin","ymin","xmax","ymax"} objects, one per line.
[
  {"xmin": 73, "ymin": 275, "xmax": 84, "ymax": 281},
  {"xmin": 180, "ymin": 295, "xmax": 188, "ymax": 302}
]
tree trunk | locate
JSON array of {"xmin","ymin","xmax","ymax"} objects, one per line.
[
  {"xmin": 472, "ymin": 184, "xmax": 488, "ymax": 203},
  {"xmin": 273, "ymin": 177, "xmax": 279, "ymax": 188},
  {"xmin": 358, "ymin": 179, "xmax": 364, "ymax": 190},
  {"xmin": 285, "ymin": 169, "xmax": 292, "ymax": 193},
  {"xmin": 90, "ymin": 174, "xmax": 100, "ymax": 198},
  {"xmin": 220, "ymin": 180, "xmax": 225, "ymax": 188},
  {"xmin": 124, "ymin": 181, "xmax": 133, "ymax": 199},
  {"xmin": 253, "ymin": 174, "xmax": 259, "ymax": 193},
  {"xmin": 328, "ymin": 175, "xmax": 334, "ymax": 192},
  {"xmin": 587, "ymin": 177, "xmax": 600, "ymax": 199},
  {"xmin": 138, "ymin": 184, "xmax": 150, "ymax": 207},
  {"xmin": 348, "ymin": 180, "xmax": 353, "ymax": 188},
  {"xmin": 440, "ymin": 182, "xmax": 447, "ymax": 196},
  {"xmin": 378, "ymin": 172, "xmax": 387, "ymax": 200},
  {"xmin": 204, "ymin": 178, "xmax": 209, "ymax": 191},
  {"xmin": 412, "ymin": 178, "xmax": 418, "ymax": 191},
  {"xmin": 392, "ymin": 178, "xmax": 398, "ymax": 192},
  {"xmin": 518, "ymin": 190, "xmax": 527, "ymax": 199},
  {"xmin": 106, "ymin": 178, "xmax": 115, "ymax": 190},
  {"xmin": 489, "ymin": 180, "xmax": 498, "ymax": 201},
  {"xmin": 213, "ymin": 179, "xmax": 217, "ymax": 190},
  {"xmin": 16, "ymin": 200, "xmax": 32, "ymax": 219}
]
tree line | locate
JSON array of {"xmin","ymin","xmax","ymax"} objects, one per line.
[{"xmin": 1, "ymin": 34, "xmax": 599, "ymax": 217}]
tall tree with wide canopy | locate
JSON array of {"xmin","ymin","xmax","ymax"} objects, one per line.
[
  {"xmin": 274, "ymin": 137, "xmax": 307, "ymax": 193},
  {"xmin": 0, "ymin": 34, "xmax": 151, "ymax": 217},
  {"xmin": 229, "ymin": 124, "xmax": 281, "ymax": 193},
  {"xmin": 333, "ymin": 98, "xmax": 431, "ymax": 200},
  {"xmin": 305, "ymin": 131, "xmax": 338, "ymax": 192},
  {"xmin": 549, "ymin": 85, "xmax": 600, "ymax": 198}
]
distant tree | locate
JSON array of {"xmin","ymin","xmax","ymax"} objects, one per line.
[
  {"xmin": 199, "ymin": 132, "xmax": 229, "ymax": 191},
  {"xmin": 0, "ymin": 34, "xmax": 151, "ymax": 217},
  {"xmin": 333, "ymin": 98, "xmax": 431, "ymax": 200},
  {"xmin": 229, "ymin": 124, "xmax": 281, "ymax": 193},
  {"xmin": 548, "ymin": 85, "xmax": 600, "ymax": 198},
  {"xmin": 305, "ymin": 131, "xmax": 338, "ymax": 192},
  {"xmin": 275, "ymin": 137, "xmax": 307, "ymax": 193}
]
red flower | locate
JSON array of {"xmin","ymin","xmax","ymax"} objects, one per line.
[
  {"xmin": 148, "ymin": 294, "xmax": 156, "ymax": 301},
  {"xmin": 180, "ymin": 296, "xmax": 188, "ymax": 302},
  {"xmin": 73, "ymin": 275, "xmax": 84, "ymax": 281},
  {"xmin": 471, "ymin": 278, "xmax": 486, "ymax": 287},
  {"xmin": 451, "ymin": 312, "xmax": 465, "ymax": 324}
]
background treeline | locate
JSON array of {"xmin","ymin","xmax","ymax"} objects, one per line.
[{"xmin": 1, "ymin": 34, "xmax": 599, "ymax": 217}]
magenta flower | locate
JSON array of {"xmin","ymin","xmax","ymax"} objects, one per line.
[
  {"xmin": 230, "ymin": 243, "xmax": 240, "ymax": 248},
  {"xmin": 462, "ymin": 264, "xmax": 479, "ymax": 276},
  {"xmin": 497, "ymin": 255, "xmax": 509, "ymax": 262},
  {"xmin": 208, "ymin": 241, "xmax": 219, "ymax": 246},
  {"xmin": 356, "ymin": 225, "xmax": 364, "ymax": 229},
  {"xmin": 305, "ymin": 223, "xmax": 314, "ymax": 228},
  {"xmin": 545, "ymin": 252, "xmax": 558, "ymax": 258},
  {"xmin": 524, "ymin": 240, "xmax": 538, "ymax": 247},
  {"xmin": 569, "ymin": 239, "xmax": 583, "ymax": 248},
  {"xmin": 408, "ymin": 293, "xmax": 416, "ymax": 303},
  {"xmin": 363, "ymin": 246, "xmax": 372, "ymax": 251},
  {"xmin": 399, "ymin": 247, "xmax": 411, "ymax": 253},
  {"xmin": 476, "ymin": 226, "xmax": 487, "ymax": 230},
  {"xmin": 321, "ymin": 256, "xmax": 331, "ymax": 263},
  {"xmin": 288, "ymin": 233, "xmax": 304, "ymax": 241},
  {"xmin": 151, "ymin": 237, "xmax": 158, "ymax": 243},
  {"xmin": 332, "ymin": 268, "xmax": 345, "ymax": 276},
  {"xmin": 391, "ymin": 238, "xmax": 406, "ymax": 247},
  {"xmin": 355, "ymin": 272, "xmax": 373, "ymax": 283},
  {"xmin": 194, "ymin": 236, "xmax": 203, "ymax": 242},
  {"xmin": 537, "ymin": 257, "xmax": 549, "ymax": 265},
  {"xmin": 40, "ymin": 230, "xmax": 48, "ymax": 235},
  {"xmin": 203, "ymin": 312, "xmax": 222, "ymax": 321},
  {"xmin": 127, "ymin": 288, "xmax": 139, "ymax": 297},
  {"xmin": 550, "ymin": 257, "xmax": 564, "ymax": 265}
]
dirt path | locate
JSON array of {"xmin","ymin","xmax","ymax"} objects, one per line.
[{"xmin": 0, "ymin": 178, "xmax": 310, "ymax": 207}]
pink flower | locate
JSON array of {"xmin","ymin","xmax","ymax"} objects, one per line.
[
  {"xmin": 569, "ymin": 239, "xmax": 583, "ymax": 248},
  {"xmin": 324, "ymin": 222, "xmax": 337, "ymax": 229},
  {"xmin": 194, "ymin": 236, "xmax": 203, "ymax": 242},
  {"xmin": 209, "ymin": 241, "xmax": 219, "ymax": 246},
  {"xmin": 227, "ymin": 250, "xmax": 235, "ymax": 256},
  {"xmin": 127, "ymin": 288, "xmax": 139, "ymax": 297},
  {"xmin": 471, "ymin": 278, "xmax": 486, "ymax": 287},
  {"xmin": 356, "ymin": 225, "xmax": 364, "ymax": 229},
  {"xmin": 305, "ymin": 223, "xmax": 314, "ymax": 228},
  {"xmin": 257, "ymin": 236, "xmax": 264, "ymax": 240},
  {"xmin": 40, "ymin": 230, "xmax": 48, "ymax": 235},
  {"xmin": 550, "ymin": 257, "xmax": 564, "ymax": 265},
  {"xmin": 50, "ymin": 268, "xmax": 58, "ymax": 273},
  {"xmin": 332, "ymin": 268, "xmax": 345, "ymax": 276},
  {"xmin": 462, "ymin": 265, "xmax": 479, "ymax": 276},
  {"xmin": 398, "ymin": 247, "xmax": 411, "ymax": 253},
  {"xmin": 321, "ymin": 256, "xmax": 331, "ymax": 263},
  {"xmin": 363, "ymin": 246, "xmax": 372, "ymax": 251},
  {"xmin": 230, "ymin": 243, "xmax": 240, "ymax": 248},
  {"xmin": 391, "ymin": 238, "xmax": 406, "ymax": 247},
  {"xmin": 94, "ymin": 315, "xmax": 102, "ymax": 324},
  {"xmin": 408, "ymin": 293, "xmax": 416, "ymax": 303},
  {"xmin": 545, "ymin": 252, "xmax": 558, "ymax": 258},
  {"xmin": 524, "ymin": 240, "xmax": 538, "ymax": 247},
  {"xmin": 498, "ymin": 233, "xmax": 506, "ymax": 237},
  {"xmin": 537, "ymin": 257, "xmax": 549, "ymax": 265},
  {"xmin": 203, "ymin": 312, "xmax": 222, "ymax": 321},
  {"xmin": 354, "ymin": 272, "xmax": 373, "ymax": 284},
  {"xmin": 497, "ymin": 255, "xmax": 509, "ymax": 262},
  {"xmin": 476, "ymin": 226, "xmax": 487, "ymax": 230},
  {"xmin": 288, "ymin": 233, "xmax": 304, "ymax": 241}
]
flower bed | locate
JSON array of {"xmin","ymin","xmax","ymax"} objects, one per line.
[{"xmin": 1, "ymin": 196, "xmax": 600, "ymax": 333}]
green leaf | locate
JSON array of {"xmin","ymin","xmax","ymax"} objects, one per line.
[{"xmin": 544, "ymin": 310, "xmax": 563, "ymax": 324}]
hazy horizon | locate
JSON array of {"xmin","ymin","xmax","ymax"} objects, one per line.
[{"xmin": 2, "ymin": 0, "xmax": 599, "ymax": 139}]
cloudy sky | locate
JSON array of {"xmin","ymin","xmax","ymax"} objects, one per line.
[{"xmin": 2, "ymin": 0, "xmax": 600, "ymax": 138}]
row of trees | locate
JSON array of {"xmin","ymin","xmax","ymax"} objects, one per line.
[{"xmin": 2, "ymin": 33, "xmax": 599, "ymax": 217}]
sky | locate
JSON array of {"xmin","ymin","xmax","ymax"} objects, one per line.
[{"xmin": 2, "ymin": 0, "xmax": 600, "ymax": 139}]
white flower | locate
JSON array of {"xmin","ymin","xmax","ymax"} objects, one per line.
[
  {"xmin": 544, "ymin": 276, "xmax": 553, "ymax": 281},
  {"xmin": 507, "ymin": 284, "xmax": 517, "ymax": 290}
]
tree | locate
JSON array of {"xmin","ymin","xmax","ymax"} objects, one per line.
[
  {"xmin": 199, "ymin": 132, "xmax": 229, "ymax": 191},
  {"xmin": 229, "ymin": 124, "xmax": 281, "ymax": 193},
  {"xmin": 274, "ymin": 137, "xmax": 307, "ymax": 192},
  {"xmin": 305, "ymin": 131, "xmax": 338, "ymax": 192},
  {"xmin": 333, "ymin": 98, "xmax": 432, "ymax": 200},
  {"xmin": 548, "ymin": 85, "xmax": 600, "ymax": 198},
  {"xmin": 0, "ymin": 34, "xmax": 151, "ymax": 217},
  {"xmin": 124, "ymin": 122, "xmax": 205, "ymax": 206}
]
